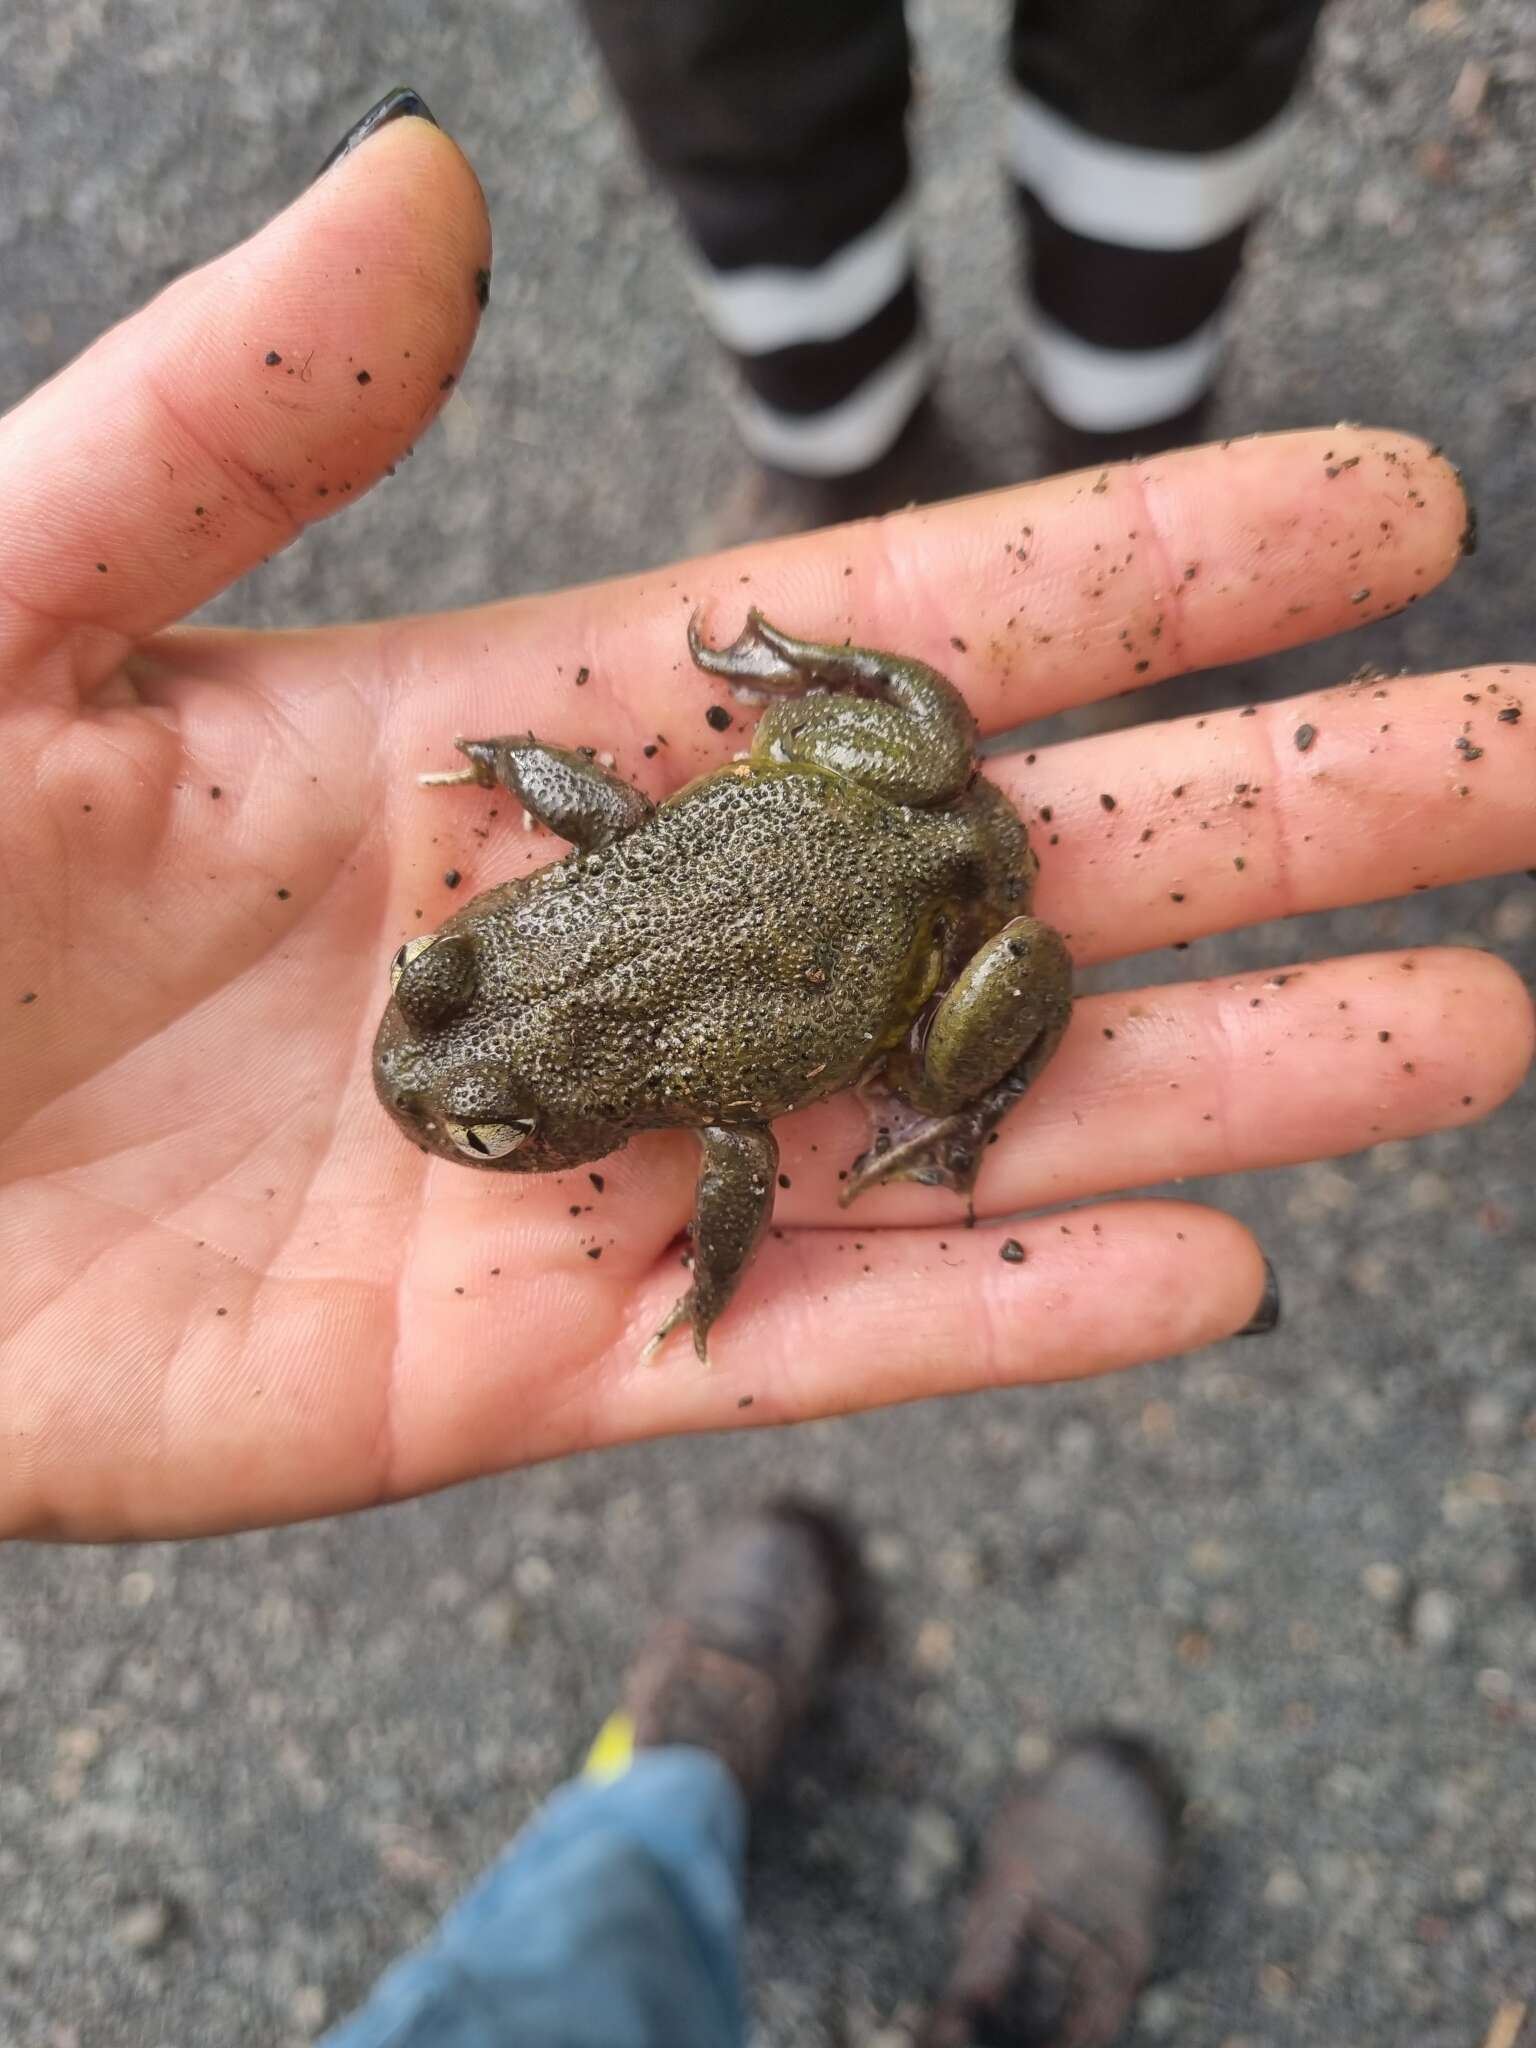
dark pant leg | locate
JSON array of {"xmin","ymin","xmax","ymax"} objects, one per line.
[
  {"xmin": 576, "ymin": 0, "xmax": 925, "ymax": 474},
  {"xmin": 1006, "ymin": 0, "xmax": 1328, "ymax": 432}
]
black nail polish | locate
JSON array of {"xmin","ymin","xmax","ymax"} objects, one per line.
[
  {"xmin": 315, "ymin": 88, "xmax": 438, "ymax": 182},
  {"xmin": 1237, "ymin": 1258, "xmax": 1280, "ymax": 1337},
  {"xmin": 1459, "ymin": 494, "xmax": 1478, "ymax": 557},
  {"xmin": 1445, "ymin": 457, "xmax": 1479, "ymax": 557}
]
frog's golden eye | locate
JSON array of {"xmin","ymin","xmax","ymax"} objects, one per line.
[
  {"xmin": 390, "ymin": 935, "xmax": 436, "ymax": 991},
  {"xmin": 444, "ymin": 1117, "xmax": 535, "ymax": 1161}
]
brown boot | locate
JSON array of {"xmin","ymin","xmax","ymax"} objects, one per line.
[
  {"xmin": 918, "ymin": 1735, "xmax": 1182, "ymax": 2048},
  {"xmin": 620, "ymin": 1496, "xmax": 864, "ymax": 1798}
]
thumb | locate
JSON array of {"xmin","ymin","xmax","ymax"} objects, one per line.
[{"xmin": 0, "ymin": 91, "xmax": 490, "ymax": 689}]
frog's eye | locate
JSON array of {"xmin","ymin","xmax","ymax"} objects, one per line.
[
  {"xmin": 393, "ymin": 932, "xmax": 479, "ymax": 1030},
  {"xmin": 390, "ymin": 935, "xmax": 436, "ymax": 992},
  {"xmin": 444, "ymin": 1117, "xmax": 535, "ymax": 1161}
]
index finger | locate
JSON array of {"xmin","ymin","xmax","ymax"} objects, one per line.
[{"xmin": 378, "ymin": 425, "xmax": 1471, "ymax": 762}]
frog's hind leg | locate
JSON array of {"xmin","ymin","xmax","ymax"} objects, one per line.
[
  {"xmin": 644, "ymin": 1123, "xmax": 779, "ymax": 1366},
  {"xmin": 840, "ymin": 916, "xmax": 1073, "ymax": 1206},
  {"xmin": 688, "ymin": 608, "xmax": 975, "ymax": 806},
  {"xmin": 420, "ymin": 735, "xmax": 654, "ymax": 852}
]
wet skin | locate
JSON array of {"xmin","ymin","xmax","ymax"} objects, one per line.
[{"xmin": 373, "ymin": 611, "xmax": 1074, "ymax": 1360}]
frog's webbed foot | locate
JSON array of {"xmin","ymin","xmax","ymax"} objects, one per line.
[
  {"xmin": 688, "ymin": 608, "xmax": 974, "ymax": 807},
  {"xmin": 686, "ymin": 608, "xmax": 827, "ymax": 695},
  {"xmin": 842, "ymin": 915, "xmax": 1073, "ymax": 1208},
  {"xmin": 643, "ymin": 1124, "xmax": 779, "ymax": 1366},
  {"xmin": 840, "ymin": 1071, "xmax": 1033, "ymax": 1210},
  {"xmin": 420, "ymin": 735, "xmax": 654, "ymax": 853}
]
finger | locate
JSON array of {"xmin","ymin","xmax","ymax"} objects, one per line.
[
  {"xmin": 584, "ymin": 1203, "xmax": 1272, "ymax": 1446},
  {"xmin": 0, "ymin": 110, "xmax": 488, "ymax": 691},
  {"xmin": 9, "ymin": 1195, "xmax": 1256, "ymax": 1533},
  {"xmin": 369, "ymin": 657, "xmax": 1534, "ymax": 961},
  {"xmin": 989, "ymin": 663, "xmax": 1536, "ymax": 964},
  {"xmin": 354, "ymin": 424, "xmax": 1470, "ymax": 771},
  {"xmin": 767, "ymin": 947, "xmax": 1534, "ymax": 1226}
]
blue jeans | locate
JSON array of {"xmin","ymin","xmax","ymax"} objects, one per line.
[{"xmin": 322, "ymin": 1749, "xmax": 747, "ymax": 2048}]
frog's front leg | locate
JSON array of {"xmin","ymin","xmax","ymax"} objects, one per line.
[
  {"xmin": 420, "ymin": 736, "xmax": 654, "ymax": 852},
  {"xmin": 841, "ymin": 917, "xmax": 1073, "ymax": 1206},
  {"xmin": 643, "ymin": 1124, "xmax": 779, "ymax": 1366},
  {"xmin": 689, "ymin": 608, "xmax": 975, "ymax": 807}
]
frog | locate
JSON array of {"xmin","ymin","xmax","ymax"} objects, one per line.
[{"xmin": 372, "ymin": 610, "xmax": 1074, "ymax": 1362}]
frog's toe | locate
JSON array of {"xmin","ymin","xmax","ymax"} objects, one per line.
[
  {"xmin": 642, "ymin": 1294, "xmax": 712, "ymax": 1368},
  {"xmin": 839, "ymin": 1116, "xmax": 986, "ymax": 1206},
  {"xmin": 687, "ymin": 607, "xmax": 806, "ymax": 692},
  {"xmin": 417, "ymin": 738, "xmax": 499, "ymax": 790},
  {"xmin": 640, "ymin": 1305, "xmax": 686, "ymax": 1365}
]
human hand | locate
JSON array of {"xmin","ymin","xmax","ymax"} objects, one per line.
[{"xmin": 3, "ymin": 112, "xmax": 1531, "ymax": 1541}]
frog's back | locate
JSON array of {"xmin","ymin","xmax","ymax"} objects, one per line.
[{"xmin": 483, "ymin": 763, "xmax": 987, "ymax": 1124}]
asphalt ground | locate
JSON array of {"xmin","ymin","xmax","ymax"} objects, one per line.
[{"xmin": 1, "ymin": 1, "xmax": 1533, "ymax": 2042}]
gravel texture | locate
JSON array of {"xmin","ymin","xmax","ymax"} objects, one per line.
[{"xmin": 2, "ymin": 1, "xmax": 1533, "ymax": 2043}]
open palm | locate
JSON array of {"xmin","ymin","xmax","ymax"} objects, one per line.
[{"xmin": 3, "ymin": 118, "xmax": 1531, "ymax": 1541}]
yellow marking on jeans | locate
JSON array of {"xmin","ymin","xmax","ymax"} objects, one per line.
[{"xmin": 584, "ymin": 1711, "xmax": 636, "ymax": 1784}]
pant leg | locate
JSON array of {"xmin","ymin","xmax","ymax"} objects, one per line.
[
  {"xmin": 1006, "ymin": 0, "xmax": 1328, "ymax": 432},
  {"xmin": 576, "ymin": 0, "xmax": 925, "ymax": 476},
  {"xmin": 322, "ymin": 1748, "xmax": 748, "ymax": 2048}
]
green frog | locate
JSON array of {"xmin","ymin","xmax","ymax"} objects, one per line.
[{"xmin": 373, "ymin": 611, "xmax": 1073, "ymax": 1360}]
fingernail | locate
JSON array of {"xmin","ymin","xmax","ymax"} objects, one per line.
[
  {"xmin": 1449, "ymin": 459, "xmax": 1479, "ymax": 556},
  {"xmin": 1237, "ymin": 1257, "xmax": 1281, "ymax": 1337},
  {"xmin": 315, "ymin": 88, "xmax": 438, "ymax": 183}
]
